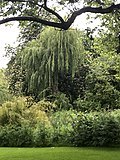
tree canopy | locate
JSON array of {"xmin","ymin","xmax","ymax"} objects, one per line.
[
  {"xmin": 7, "ymin": 27, "xmax": 84, "ymax": 99},
  {"xmin": 0, "ymin": 0, "xmax": 120, "ymax": 30}
]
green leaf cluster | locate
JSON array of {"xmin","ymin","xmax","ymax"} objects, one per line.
[{"xmin": 0, "ymin": 69, "xmax": 11, "ymax": 105}]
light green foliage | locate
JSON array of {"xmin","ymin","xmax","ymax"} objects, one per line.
[
  {"xmin": 0, "ymin": 96, "xmax": 54, "ymax": 147},
  {"xmin": 0, "ymin": 96, "xmax": 50, "ymax": 126},
  {"xmin": 30, "ymin": 99, "xmax": 56, "ymax": 113},
  {"xmin": 20, "ymin": 27, "xmax": 84, "ymax": 99},
  {"xmin": 33, "ymin": 122, "xmax": 54, "ymax": 147},
  {"xmin": 0, "ymin": 97, "xmax": 28, "ymax": 125},
  {"xmin": 0, "ymin": 69, "xmax": 11, "ymax": 105},
  {"xmin": 50, "ymin": 110, "xmax": 77, "ymax": 145}
]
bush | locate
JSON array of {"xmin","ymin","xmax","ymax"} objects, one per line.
[
  {"xmin": 74, "ymin": 86, "xmax": 120, "ymax": 112},
  {"xmin": 73, "ymin": 111, "xmax": 120, "ymax": 146},
  {"xmin": 53, "ymin": 93, "xmax": 73, "ymax": 111},
  {"xmin": 0, "ymin": 124, "xmax": 33, "ymax": 147},
  {"xmin": 0, "ymin": 96, "xmax": 52, "ymax": 127},
  {"xmin": 0, "ymin": 97, "xmax": 29, "ymax": 126},
  {"xmin": 0, "ymin": 96, "xmax": 120, "ymax": 147},
  {"xmin": 33, "ymin": 122, "xmax": 54, "ymax": 147},
  {"xmin": 50, "ymin": 110, "xmax": 77, "ymax": 146},
  {"xmin": 30, "ymin": 99, "xmax": 56, "ymax": 113}
]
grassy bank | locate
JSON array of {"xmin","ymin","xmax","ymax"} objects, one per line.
[{"xmin": 0, "ymin": 147, "xmax": 120, "ymax": 160}]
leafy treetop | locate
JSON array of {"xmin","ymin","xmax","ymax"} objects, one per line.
[{"xmin": 0, "ymin": 0, "xmax": 120, "ymax": 30}]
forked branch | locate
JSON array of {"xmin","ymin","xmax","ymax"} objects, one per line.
[{"xmin": 0, "ymin": 2, "xmax": 120, "ymax": 30}]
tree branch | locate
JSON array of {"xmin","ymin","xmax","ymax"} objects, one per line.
[
  {"xmin": 4, "ymin": 0, "xmax": 40, "ymax": 6},
  {"xmin": 43, "ymin": 6, "xmax": 65, "ymax": 23},
  {"xmin": 0, "ymin": 3, "xmax": 120, "ymax": 30},
  {"xmin": 4, "ymin": 0, "xmax": 65, "ymax": 23},
  {"xmin": 0, "ymin": 16, "xmax": 65, "ymax": 29},
  {"xmin": 66, "ymin": 3, "xmax": 120, "ymax": 29}
]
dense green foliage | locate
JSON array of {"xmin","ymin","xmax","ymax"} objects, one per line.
[
  {"xmin": 7, "ymin": 26, "xmax": 120, "ymax": 111},
  {"xmin": 0, "ymin": 97, "xmax": 120, "ymax": 147},
  {"xmin": 0, "ymin": 0, "xmax": 120, "ymax": 148},
  {"xmin": 73, "ymin": 111, "xmax": 120, "ymax": 146},
  {"xmin": 7, "ymin": 28, "xmax": 84, "ymax": 100},
  {"xmin": 74, "ymin": 52, "xmax": 120, "ymax": 111}
]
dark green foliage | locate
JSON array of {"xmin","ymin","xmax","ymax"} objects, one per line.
[
  {"xmin": 6, "ymin": 55, "xmax": 25, "ymax": 96},
  {"xmin": 74, "ymin": 52, "xmax": 120, "ymax": 111},
  {"xmin": 0, "ymin": 124, "xmax": 33, "ymax": 147},
  {"xmin": 58, "ymin": 73, "xmax": 73, "ymax": 99},
  {"xmin": 72, "ymin": 64, "xmax": 89, "ymax": 102},
  {"xmin": 73, "ymin": 111, "xmax": 120, "ymax": 146},
  {"xmin": 53, "ymin": 93, "xmax": 73, "ymax": 111},
  {"xmin": 58, "ymin": 64, "xmax": 89, "ymax": 103},
  {"xmin": 19, "ymin": 22, "xmax": 43, "ymax": 44}
]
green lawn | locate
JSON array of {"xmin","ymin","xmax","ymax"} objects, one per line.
[{"xmin": 0, "ymin": 147, "xmax": 120, "ymax": 160}]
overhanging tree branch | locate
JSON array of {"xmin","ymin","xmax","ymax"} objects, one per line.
[
  {"xmin": 66, "ymin": 3, "xmax": 120, "ymax": 29},
  {"xmin": 3, "ymin": 0, "xmax": 65, "ymax": 23},
  {"xmin": 43, "ymin": 6, "xmax": 65, "ymax": 23},
  {"xmin": 0, "ymin": 3, "xmax": 120, "ymax": 30},
  {"xmin": 0, "ymin": 16, "xmax": 64, "ymax": 29}
]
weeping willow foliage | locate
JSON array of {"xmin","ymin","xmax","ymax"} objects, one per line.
[{"xmin": 21, "ymin": 27, "xmax": 84, "ymax": 99}]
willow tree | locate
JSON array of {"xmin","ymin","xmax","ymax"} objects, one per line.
[{"xmin": 20, "ymin": 27, "xmax": 84, "ymax": 99}]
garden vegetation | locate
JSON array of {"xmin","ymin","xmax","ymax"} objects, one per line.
[
  {"xmin": 0, "ymin": 96, "xmax": 120, "ymax": 147},
  {"xmin": 0, "ymin": 0, "xmax": 120, "ymax": 149}
]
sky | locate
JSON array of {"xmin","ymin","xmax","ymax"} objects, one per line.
[
  {"xmin": 0, "ymin": 22, "xmax": 19, "ymax": 68},
  {"xmin": 0, "ymin": 14, "xmax": 99, "ymax": 68}
]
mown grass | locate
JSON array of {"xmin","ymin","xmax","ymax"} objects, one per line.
[{"xmin": 0, "ymin": 147, "xmax": 120, "ymax": 160}]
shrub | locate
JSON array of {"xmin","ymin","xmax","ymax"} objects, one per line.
[
  {"xmin": 0, "ymin": 99, "xmax": 26, "ymax": 126},
  {"xmin": 50, "ymin": 110, "xmax": 77, "ymax": 146},
  {"xmin": 74, "ymin": 87, "xmax": 120, "ymax": 112},
  {"xmin": 0, "ymin": 97, "xmax": 51, "ymax": 127},
  {"xmin": 33, "ymin": 122, "xmax": 54, "ymax": 147},
  {"xmin": 30, "ymin": 100, "xmax": 56, "ymax": 113},
  {"xmin": 73, "ymin": 111, "xmax": 120, "ymax": 146},
  {"xmin": 0, "ymin": 124, "xmax": 33, "ymax": 147},
  {"xmin": 53, "ymin": 93, "xmax": 73, "ymax": 111}
]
